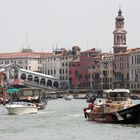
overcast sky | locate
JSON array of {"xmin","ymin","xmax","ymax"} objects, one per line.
[{"xmin": 0, "ymin": 0, "xmax": 140, "ymax": 53}]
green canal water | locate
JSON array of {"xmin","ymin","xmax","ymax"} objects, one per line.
[{"xmin": 0, "ymin": 99, "xmax": 140, "ymax": 140}]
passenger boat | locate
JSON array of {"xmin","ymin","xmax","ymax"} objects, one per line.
[
  {"xmin": 83, "ymin": 89, "xmax": 140, "ymax": 124},
  {"xmin": 5, "ymin": 102, "xmax": 38, "ymax": 115}
]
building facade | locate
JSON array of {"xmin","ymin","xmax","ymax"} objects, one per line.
[
  {"xmin": 0, "ymin": 49, "xmax": 53, "ymax": 72},
  {"xmin": 69, "ymin": 60, "xmax": 80, "ymax": 88},
  {"xmin": 42, "ymin": 46, "xmax": 80, "ymax": 89},
  {"xmin": 113, "ymin": 51, "xmax": 129, "ymax": 89},
  {"xmin": 129, "ymin": 48, "xmax": 140, "ymax": 93},
  {"xmin": 87, "ymin": 55, "xmax": 101, "ymax": 91},
  {"xmin": 69, "ymin": 48, "xmax": 102, "ymax": 90},
  {"xmin": 99, "ymin": 53, "xmax": 114, "ymax": 90}
]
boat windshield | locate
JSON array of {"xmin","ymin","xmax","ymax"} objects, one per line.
[{"xmin": 103, "ymin": 89, "xmax": 130, "ymax": 102}]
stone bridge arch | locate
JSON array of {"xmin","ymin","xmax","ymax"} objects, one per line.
[
  {"xmin": 53, "ymin": 81, "xmax": 59, "ymax": 88},
  {"xmin": 21, "ymin": 73, "xmax": 26, "ymax": 80},
  {"xmin": 47, "ymin": 80, "xmax": 52, "ymax": 87},
  {"xmin": 34, "ymin": 76, "xmax": 39, "ymax": 83},
  {"xmin": 19, "ymin": 69, "xmax": 59, "ymax": 89},
  {"xmin": 40, "ymin": 78, "xmax": 46, "ymax": 85},
  {"xmin": 27, "ymin": 75, "xmax": 33, "ymax": 81},
  {"xmin": 0, "ymin": 64, "xmax": 60, "ymax": 89}
]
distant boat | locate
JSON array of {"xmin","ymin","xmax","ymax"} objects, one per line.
[
  {"xmin": 130, "ymin": 95, "xmax": 140, "ymax": 100},
  {"xmin": 35, "ymin": 98, "xmax": 48, "ymax": 110},
  {"xmin": 84, "ymin": 89, "xmax": 140, "ymax": 124},
  {"xmin": 64, "ymin": 94, "xmax": 73, "ymax": 101},
  {"xmin": 5, "ymin": 102, "xmax": 38, "ymax": 115},
  {"xmin": 74, "ymin": 94, "xmax": 88, "ymax": 99}
]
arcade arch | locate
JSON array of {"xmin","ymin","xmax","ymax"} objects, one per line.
[
  {"xmin": 21, "ymin": 73, "xmax": 26, "ymax": 80},
  {"xmin": 47, "ymin": 80, "xmax": 52, "ymax": 87},
  {"xmin": 27, "ymin": 75, "xmax": 33, "ymax": 81},
  {"xmin": 40, "ymin": 78, "xmax": 46, "ymax": 85},
  {"xmin": 53, "ymin": 81, "xmax": 59, "ymax": 88},
  {"xmin": 34, "ymin": 76, "xmax": 39, "ymax": 83}
]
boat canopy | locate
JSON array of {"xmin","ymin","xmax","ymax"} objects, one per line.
[{"xmin": 103, "ymin": 89, "xmax": 130, "ymax": 94}]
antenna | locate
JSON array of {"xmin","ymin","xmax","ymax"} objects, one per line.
[
  {"xmin": 52, "ymin": 43, "xmax": 55, "ymax": 51},
  {"xmin": 41, "ymin": 45, "xmax": 44, "ymax": 51},
  {"xmin": 26, "ymin": 32, "xmax": 28, "ymax": 48},
  {"xmin": 28, "ymin": 45, "xmax": 30, "ymax": 49},
  {"xmin": 20, "ymin": 44, "xmax": 24, "ymax": 52},
  {"xmin": 86, "ymin": 40, "xmax": 89, "ymax": 48},
  {"xmin": 56, "ymin": 43, "xmax": 58, "ymax": 49}
]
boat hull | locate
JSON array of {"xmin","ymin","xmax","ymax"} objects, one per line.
[{"xmin": 84, "ymin": 104, "xmax": 140, "ymax": 124}]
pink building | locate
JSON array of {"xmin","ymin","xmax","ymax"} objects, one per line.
[
  {"xmin": 69, "ymin": 48, "xmax": 101, "ymax": 89},
  {"xmin": 69, "ymin": 60, "xmax": 80, "ymax": 88},
  {"xmin": 79, "ymin": 48, "xmax": 101, "ymax": 88},
  {"xmin": 88, "ymin": 55, "xmax": 101, "ymax": 90}
]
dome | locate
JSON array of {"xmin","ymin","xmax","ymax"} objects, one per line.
[{"xmin": 115, "ymin": 9, "xmax": 124, "ymax": 22}]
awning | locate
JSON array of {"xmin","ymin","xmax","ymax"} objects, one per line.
[{"xmin": 7, "ymin": 88, "xmax": 20, "ymax": 93}]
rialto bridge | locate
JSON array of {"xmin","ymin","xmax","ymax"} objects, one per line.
[{"xmin": 0, "ymin": 64, "xmax": 59, "ymax": 90}]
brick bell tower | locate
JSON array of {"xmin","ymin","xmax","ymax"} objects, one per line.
[{"xmin": 113, "ymin": 9, "xmax": 127, "ymax": 53}]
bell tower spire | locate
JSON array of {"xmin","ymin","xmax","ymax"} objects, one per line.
[{"xmin": 113, "ymin": 8, "xmax": 127, "ymax": 53}]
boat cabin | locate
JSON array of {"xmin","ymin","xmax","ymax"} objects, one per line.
[
  {"xmin": 7, "ymin": 87, "xmax": 44, "ymax": 103},
  {"xmin": 103, "ymin": 89, "xmax": 130, "ymax": 102}
]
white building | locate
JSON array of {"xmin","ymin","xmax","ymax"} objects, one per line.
[
  {"xmin": 99, "ymin": 53, "xmax": 114, "ymax": 90},
  {"xmin": 42, "ymin": 46, "xmax": 80, "ymax": 89},
  {"xmin": 0, "ymin": 49, "xmax": 53, "ymax": 72},
  {"xmin": 129, "ymin": 48, "xmax": 140, "ymax": 92}
]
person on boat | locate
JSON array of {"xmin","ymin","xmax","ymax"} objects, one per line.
[
  {"xmin": 89, "ymin": 101, "xmax": 94, "ymax": 111},
  {"xmin": 106, "ymin": 97, "xmax": 112, "ymax": 103},
  {"xmin": 91, "ymin": 95, "xmax": 96, "ymax": 102},
  {"xmin": 83, "ymin": 108, "xmax": 88, "ymax": 118},
  {"xmin": 27, "ymin": 96, "xmax": 32, "ymax": 102},
  {"xmin": 84, "ymin": 100, "xmax": 95, "ymax": 118}
]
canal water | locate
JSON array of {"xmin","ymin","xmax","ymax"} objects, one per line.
[{"xmin": 0, "ymin": 99, "xmax": 140, "ymax": 140}]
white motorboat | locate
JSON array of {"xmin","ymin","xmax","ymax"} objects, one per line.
[{"xmin": 5, "ymin": 102, "xmax": 38, "ymax": 115}]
